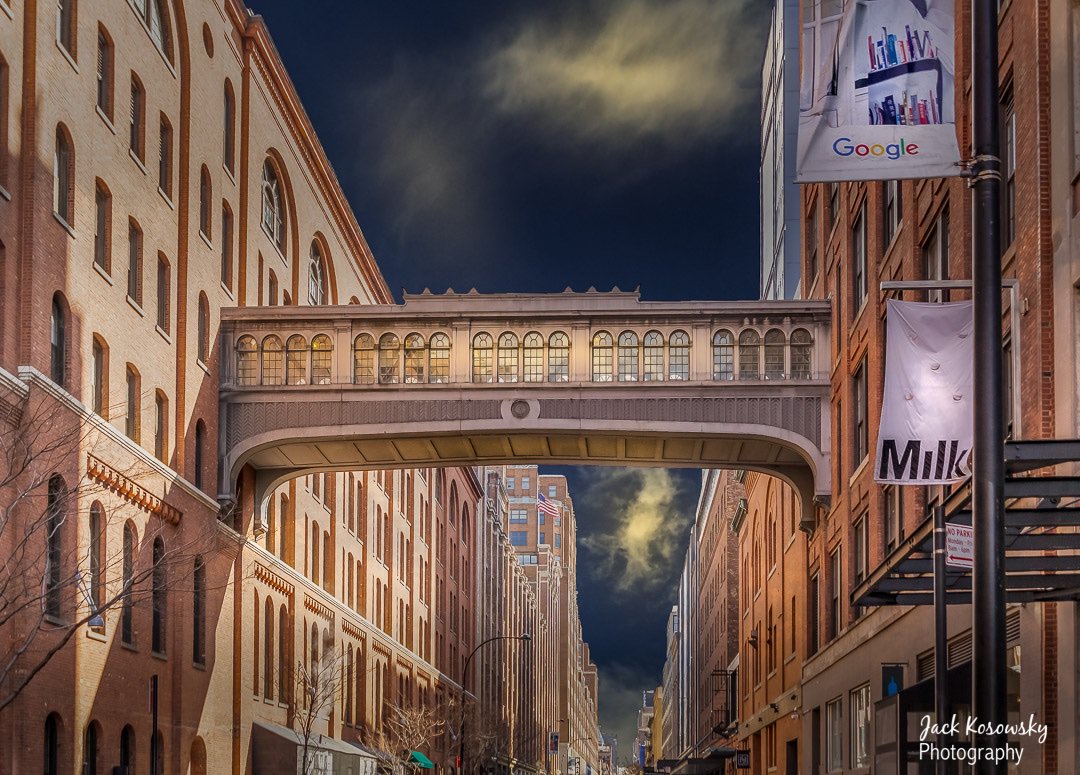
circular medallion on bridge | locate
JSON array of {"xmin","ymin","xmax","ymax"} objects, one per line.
[{"xmin": 510, "ymin": 399, "xmax": 531, "ymax": 419}]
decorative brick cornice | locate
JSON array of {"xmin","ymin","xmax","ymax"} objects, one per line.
[
  {"xmin": 304, "ymin": 594, "xmax": 335, "ymax": 623},
  {"xmin": 255, "ymin": 562, "xmax": 294, "ymax": 597},
  {"xmin": 86, "ymin": 454, "xmax": 182, "ymax": 525},
  {"xmin": 341, "ymin": 619, "xmax": 363, "ymax": 640}
]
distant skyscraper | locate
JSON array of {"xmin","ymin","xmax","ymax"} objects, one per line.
[{"xmin": 760, "ymin": 0, "xmax": 802, "ymax": 300}]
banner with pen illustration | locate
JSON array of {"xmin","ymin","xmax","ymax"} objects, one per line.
[{"xmin": 796, "ymin": 0, "xmax": 962, "ymax": 182}]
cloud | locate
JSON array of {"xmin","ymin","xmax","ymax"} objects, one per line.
[
  {"xmin": 481, "ymin": 0, "xmax": 766, "ymax": 151},
  {"xmin": 578, "ymin": 468, "xmax": 694, "ymax": 597}
]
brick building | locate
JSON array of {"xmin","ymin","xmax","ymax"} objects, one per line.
[{"xmin": 0, "ymin": 2, "xmax": 564, "ymax": 773}]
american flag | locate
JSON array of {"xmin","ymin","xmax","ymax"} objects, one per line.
[{"xmin": 537, "ymin": 492, "xmax": 560, "ymax": 518}]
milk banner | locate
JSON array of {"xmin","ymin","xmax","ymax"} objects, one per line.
[
  {"xmin": 796, "ymin": 0, "xmax": 962, "ymax": 182},
  {"xmin": 875, "ymin": 300, "xmax": 973, "ymax": 485}
]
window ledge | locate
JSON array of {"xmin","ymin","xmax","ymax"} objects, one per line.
[
  {"xmin": 0, "ymin": 0, "xmax": 12, "ymax": 20},
  {"xmin": 120, "ymin": 640, "xmax": 138, "ymax": 652},
  {"xmin": 199, "ymin": 231, "xmax": 213, "ymax": 250},
  {"xmin": 848, "ymin": 456, "xmax": 870, "ymax": 488},
  {"xmin": 223, "ymin": 164, "xmax": 236, "ymax": 185},
  {"xmin": 96, "ymin": 106, "xmax": 116, "ymax": 134},
  {"xmin": 0, "ymin": 184, "xmax": 10, "ymax": 201},
  {"xmin": 56, "ymin": 39, "xmax": 78, "ymax": 72},
  {"xmin": 86, "ymin": 627, "xmax": 107, "ymax": 642},
  {"xmin": 126, "ymin": 296, "xmax": 145, "ymax": 317},
  {"xmin": 93, "ymin": 261, "xmax": 114, "ymax": 286},
  {"xmin": 151, "ymin": 650, "xmax": 167, "ymax": 661},
  {"xmin": 193, "ymin": 660, "xmax": 207, "ymax": 671},
  {"xmin": 158, "ymin": 188, "xmax": 174, "ymax": 209},
  {"xmin": 52, "ymin": 211, "xmax": 75, "ymax": 238},
  {"xmin": 784, "ymin": 653, "xmax": 796, "ymax": 665},
  {"xmin": 197, "ymin": 359, "xmax": 211, "ymax": 376},
  {"xmin": 220, "ymin": 281, "xmax": 235, "ymax": 301},
  {"xmin": 156, "ymin": 325, "xmax": 172, "ymax": 344}
]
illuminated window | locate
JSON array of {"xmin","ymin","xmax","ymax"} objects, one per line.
[
  {"xmin": 472, "ymin": 333, "xmax": 493, "ymax": 383},
  {"xmin": 712, "ymin": 330, "xmax": 734, "ymax": 380},
  {"xmin": 617, "ymin": 331, "xmax": 638, "ymax": 381},
  {"xmin": 591, "ymin": 331, "xmax": 613, "ymax": 382}
]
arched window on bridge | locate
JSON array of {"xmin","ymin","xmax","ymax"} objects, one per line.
[
  {"xmin": 548, "ymin": 332, "xmax": 569, "ymax": 382},
  {"xmin": 617, "ymin": 331, "xmax": 638, "ymax": 381},
  {"xmin": 764, "ymin": 329, "xmax": 786, "ymax": 379},
  {"xmin": 497, "ymin": 333, "xmax": 519, "ymax": 383},
  {"xmin": 791, "ymin": 328, "xmax": 813, "ymax": 379},
  {"xmin": 429, "ymin": 333, "xmax": 450, "ymax": 383},
  {"xmin": 404, "ymin": 333, "xmax": 426, "ymax": 383},
  {"xmin": 262, "ymin": 336, "xmax": 284, "ymax": 385},
  {"xmin": 235, "ymin": 335, "xmax": 258, "ymax": 384},
  {"xmin": 379, "ymin": 333, "xmax": 400, "ymax": 384},
  {"xmin": 668, "ymin": 330, "xmax": 690, "ymax": 380},
  {"xmin": 592, "ymin": 331, "xmax": 613, "ymax": 382},
  {"xmin": 472, "ymin": 333, "xmax": 494, "ymax": 383},
  {"xmin": 712, "ymin": 330, "xmax": 734, "ymax": 380},
  {"xmin": 738, "ymin": 330, "xmax": 760, "ymax": 379},
  {"xmin": 354, "ymin": 334, "xmax": 375, "ymax": 384},
  {"xmin": 308, "ymin": 242, "xmax": 327, "ymax": 306},
  {"xmin": 523, "ymin": 332, "xmax": 544, "ymax": 382},
  {"xmin": 311, "ymin": 334, "xmax": 333, "ymax": 384},
  {"xmin": 643, "ymin": 330, "xmax": 664, "ymax": 381},
  {"xmin": 286, "ymin": 335, "xmax": 308, "ymax": 385}
]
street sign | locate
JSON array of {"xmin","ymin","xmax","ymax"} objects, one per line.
[
  {"xmin": 945, "ymin": 524, "xmax": 974, "ymax": 568},
  {"xmin": 735, "ymin": 750, "xmax": 750, "ymax": 769}
]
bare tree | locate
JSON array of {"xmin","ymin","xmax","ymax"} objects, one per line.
[
  {"xmin": 0, "ymin": 381, "xmax": 225, "ymax": 712},
  {"xmin": 383, "ymin": 701, "xmax": 448, "ymax": 758},
  {"xmin": 293, "ymin": 644, "xmax": 344, "ymax": 775}
]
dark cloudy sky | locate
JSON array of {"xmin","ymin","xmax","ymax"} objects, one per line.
[{"xmin": 250, "ymin": 0, "xmax": 771, "ymax": 754}]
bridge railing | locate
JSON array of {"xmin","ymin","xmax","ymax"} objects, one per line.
[{"xmin": 221, "ymin": 322, "xmax": 828, "ymax": 388}]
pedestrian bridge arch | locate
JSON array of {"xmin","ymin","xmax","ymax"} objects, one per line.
[{"xmin": 218, "ymin": 290, "xmax": 832, "ymax": 526}]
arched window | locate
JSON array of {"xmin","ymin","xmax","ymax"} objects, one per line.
[
  {"xmin": 591, "ymin": 331, "xmax": 613, "ymax": 382},
  {"xmin": 129, "ymin": 76, "xmax": 145, "ymax": 160},
  {"xmin": 311, "ymin": 521, "xmax": 320, "ymax": 584},
  {"xmin": 199, "ymin": 166, "xmax": 212, "ymax": 238},
  {"xmin": 44, "ymin": 713, "xmax": 60, "ymax": 775},
  {"xmin": 194, "ymin": 419, "xmax": 207, "ymax": 491},
  {"xmin": 617, "ymin": 331, "xmax": 639, "ymax": 381},
  {"xmin": 235, "ymin": 335, "xmax": 258, "ymax": 385},
  {"xmin": 261, "ymin": 335, "xmax": 284, "ymax": 385},
  {"xmin": 119, "ymin": 726, "xmax": 135, "ymax": 773},
  {"xmin": 197, "ymin": 292, "xmax": 210, "ymax": 363},
  {"xmin": 193, "ymin": 555, "xmax": 206, "ymax": 665},
  {"xmin": 548, "ymin": 332, "xmax": 570, "ymax": 382},
  {"xmin": 146, "ymin": 0, "xmax": 173, "ymax": 61},
  {"xmin": 471, "ymin": 333, "xmax": 493, "ymax": 383},
  {"xmin": 151, "ymin": 536, "xmax": 166, "ymax": 654},
  {"xmin": 94, "ymin": 179, "xmax": 111, "ymax": 271},
  {"xmin": 668, "ymin": 330, "xmax": 690, "ymax": 380},
  {"xmin": 263, "ymin": 597, "xmax": 274, "ymax": 700},
  {"xmin": 84, "ymin": 721, "xmax": 101, "ymax": 775},
  {"xmin": 345, "ymin": 646, "xmax": 354, "ymax": 724},
  {"xmin": 88, "ymin": 502, "xmax": 105, "ymax": 615},
  {"xmin": 261, "ymin": 160, "xmax": 286, "ymax": 250},
  {"xmin": 523, "ymin": 332, "xmax": 544, "ymax": 382},
  {"xmin": 738, "ymin": 330, "xmax": 760, "ymax": 379},
  {"xmin": 764, "ymin": 330, "xmax": 786, "ymax": 379},
  {"xmin": 378, "ymin": 333, "xmax": 400, "ymax": 384},
  {"xmin": 497, "ymin": 333, "xmax": 519, "ymax": 383},
  {"xmin": 54, "ymin": 125, "xmax": 73, "ymax": 225},
  {"xmin": 223, "ymin": 81, "xmax": 236, "ymax": 173},
  {"xmin": 220, "ymin": 202, "xmax": 233, "ymax": 289},
  {"xmin": 121, "ymin": 524, "xmax": 135, "ymax": 645},
  {"xmin": 643, "ymin": 331, "xmax": 664, "ymax": 381},
  {"xmin": 286, "ymin": 335, "xmax": 308, "ymax": 385},
  {"xmin": 45, "ymin": 475, "xmax": 65, "ymax": 618},
  {"xmin": 712, "ymin": 330, "xmax": 735, "ymax": 380},
  {"xmin": 354, "ymin": 334, "xmax": 375, "ymax": 384},
  {"xmin": 308, "ymin": 242, "xmax": 326, "ymax": 305},
  {"xmin": 791, "ymin": 329, "xmax": 813, "ymax": 379},
  {"xmin": 310, "ymin": 623, "xmax": 320, "ymax": 682},
  {"xmin": 50, "ymin": 294, "xmax": 66, "ymax": 386},
  {"xmin": 429, "ymin": 333, "xmax": 450, "ymax": 383},
  {"xmin": 278, "ymin": 605, "xmax": 289, "ymax": 702},
  {"xmin": 404, "ymin": 333, "xmax": 426, "ymax": 383},
  {"xmin": 311, "ymin": 334, "xmax": 333, "ymax": 385},
  {"xmin": 57, "ymin": 0, "xmax": 75, "ymax": 55}
]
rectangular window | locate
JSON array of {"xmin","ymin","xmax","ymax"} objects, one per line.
[
  {"xmin": 852, "ymin": 203, "xmax": 867, "ymax": 316},
  {"xmin": 1001, "ymin": 82, "xmax": 1016, "ymax": 249},
  {"xmin": 829, "ymin": 182, "xmax": 840, "ymax": 230},
  {"xmin": 853, "ymin": 357, "xmax": 868, "ymax": 465},
  {"xmin": 539, "ymin": 532, "xmax": 546, "ymax": 544},
  {"xmin": 94, "ymin": 183, "xmax": 111, "ymax": 272},
  {"xmin": 1003, "ymin": 334, "xmax": 1015, "ymax": 438},
  {"xmin": 554, "ymin": 534, "xmax": 561, "ymax": 548},
  {"xmin": 97, "ymin": 31, "xmax": 113, "ymax": 120},
  {"xmin": 125, "ymin": 367, "xmax": 139, "ymax": 442},
  {"xmin": 156, "ymin": 255, "xmax": 169, "ymax": 332},
  {"xmin": 91, "ymin": 340, "xmax": 105, "ymax": 415},
  {"xmin": 522, "ymin": 476, "xmax": 531, "ymax": 490},
  {"xmin": 193, "ymin": 558, "xmax": 206, "ymax": 665},
  {"xmin": 884, "ymin": 485, "xmax": 904, "ymax": 554},
  {"xmin": 154, "ymin": 393, "xmax": 167, "ymax": 462},
  {"xmin": 509, "ymin": 509, "xmax": 528, "ymax": 523},
  {"xmin": 826, "ymin": 697, "xmax": 843, "ymax": 773},
  {"xmin": 57, "ymin": 0, "xmax": 75, "ymax": 55},
  {"xmin": 923, "ymin": 207, "xmax": 950, "ymax": 302},
  {"xmin": 538, "ymin": 514, "xmax": 545, "ymax": 525},
  {"xmin": 807, "ymin": 202, "xmax": 819, "ymax": 284},
  {"xmin": 506, "ymin": 477, "xmax": 515, "ymax": 490},
  {"xmin": 850, "ymin": 685, "xmax": 871, "ymax": 768},
  {"xmin": 828, "ymin": 548, "xmax": 842, "ymax": 641},
  {"xmin": 127, "ymin": 222, "xmax": 143, "ymax": 305},
  {"xmin": 548, "ymin": 485, "xmax": 557, "ymax": 497},
  {"xmin": 158, "ymin": 116, "xmax": 172, "ymax": 197},
  {"xmin": 853, "ymin": 514, "xmax": 868, "ymax": 585},
  {"xmin": 130, "ymin": 76, "xmax": 145, "ymax": 161},
  {"xmin": 509, "ymin": 531, "xmax": 528, "ymax": 546},
  {"xmin": 882, "ymin": 180, "xmax": 901, "ymax": 248}
]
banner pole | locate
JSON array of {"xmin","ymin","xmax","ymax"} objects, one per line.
[
  {"xmin": 970, "ymin": 0, "xmax": 1006, "ymax": 772},
  {"xmin": 932, "ymin": 505, "xmax": 948, "ymax": 775}
]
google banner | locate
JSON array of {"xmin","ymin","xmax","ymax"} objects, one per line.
[{"xmin": 795, "ymin": 0, "xmax": 962, "ymax": 182}]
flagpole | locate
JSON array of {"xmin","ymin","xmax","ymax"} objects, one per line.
[{"xmin": 970, "ymin": 0, "xmax": 1006, "ymax": 771}]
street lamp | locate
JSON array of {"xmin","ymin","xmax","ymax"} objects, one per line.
[{"xmin": 459, "ymin": 633, "xmax": 531, "ymax": 775}]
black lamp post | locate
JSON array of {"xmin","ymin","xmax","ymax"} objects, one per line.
[{"xmin": 459, "ymin": 633, "xmax": 531, "ymax": 775}]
